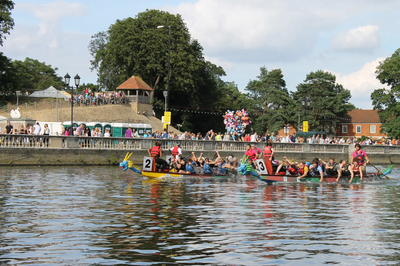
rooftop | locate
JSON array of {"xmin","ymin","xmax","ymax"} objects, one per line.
[
  {"xmin": 341, "ymin": 110, "xmax": 381, "ymax": 123},
  {"xmin": 117, "ymin": 76, "xmax": 154, "ymax": 91}
]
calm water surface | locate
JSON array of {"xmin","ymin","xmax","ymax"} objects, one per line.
[{"xmin": 0, "ymin": 166, "xmax": 400, "ymax": 265}]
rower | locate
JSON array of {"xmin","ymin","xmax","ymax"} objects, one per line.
[
  {"xmin": 147, "ymin": 141, "xmax": 168, "ymax": 171},
  {"xmin": 263, "ymin": 140, "xmax": 275, "ymax": 175},
  {"xmin": 351, "ymin": 144, "xmax": 369, "ymax": 173},
  {"xmin": 170, "ymin": 143, "xmax": 182, "ymax": 160},
  {"xmin": 336, "ymin": 160, "xmax": 353, "ymax": 182},
  {"xmin": 321, "ymin": 157, "xmax": 339, "ymax": 176},
  {"xmin": 309, "ymin": 158, "xmax": 324, "ymax": 183},
  {"xmin": 297, "ymin": 162, "xmax": 310, "ymax": 180}
]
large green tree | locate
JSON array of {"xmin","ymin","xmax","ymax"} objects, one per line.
[
  {"xmin": 0, "ymin": 0, "xmax": 14, "ymax": 46},
  {"xmin": 12, "ymin": 58, "xmax": 64, "ymax": 90},
  {"xmin": 293, "ymin": 70, "xmax": 352, "ymax": 132},
  {"xmin": 89, "ymin": 9, "xmax": 241, "ymax": 134},
  {"xmin": 0, "ymin": 52, "xmax": 17, "ymax": 94},
  {"xmin": 371, "ymin": 48, "xmax": 400, "ymax": 138},
  {"xmin": 246, "ymin": 67, "xmax": 294, "ymax": 133}
]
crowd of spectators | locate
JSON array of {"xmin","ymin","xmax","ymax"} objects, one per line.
[
  {"xmin": 129, "ymin": 128, "xmax": 399, "ymax": 146},
  {"xmin": 72, "ymin": 90, "xmax": 126, "ymax": 106}
]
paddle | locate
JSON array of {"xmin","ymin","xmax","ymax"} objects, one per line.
[{"xmin": 369, "ymin": 162, "xmax": 390, "ymax": 180}]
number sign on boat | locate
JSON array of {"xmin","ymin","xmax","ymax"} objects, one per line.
[
  {"xmin": 143, "ymin": 157, "xmax": 153, "ymax": 171},
  {"xmin": 256, "ymin": 159, "xmax": 269, "ymax": 175}
]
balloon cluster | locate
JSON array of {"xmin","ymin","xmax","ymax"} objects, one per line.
[{"xmin": 223, "ymin": 109, "xmax": 251, "ymax": 135}]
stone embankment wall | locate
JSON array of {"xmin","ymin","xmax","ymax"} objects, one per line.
[{"xmin": 0, "ymin": 146, "xmax": 398, "ymax": 166}]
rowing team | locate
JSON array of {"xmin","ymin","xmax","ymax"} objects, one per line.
[
  {"xmin": 148, "ymin": 141, "xmax": 239, "ymax": 175},
  {"xmin": 148, "ymin": 140, "xmax": 371, "ymax": 182},
  {"xmin": 276, "ymin": 157, "xmax": 367, "ymax": 183},
  {"xmin": 251, "ymin": 142, "xmax": 370, "ymax": 183}
]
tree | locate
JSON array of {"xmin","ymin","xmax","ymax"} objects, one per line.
[
  {"xmin": 12, "ymin": 58, "xmax": 64, "ymax": 91},
  {"xmin": 89, "ymin": 9, "xmax": 239, "ymax": 134},
  {"xmin": 0, "ymin": 52, "xmax": 17, "ymax": 94},
  {"xmin": 0, "ymin": 0, "xmax": 14, "ymax": 46},
  {"xmin": 246, "ymin": 67, "xmax": 294, "ymax": 134},
  {"xmin": 293, "ymin": 70, "xmax": 352, "ymax": 132},
  {"xmin": 371, "ymin": 48, "xmax": 400, "ymax": 138},
  {"xmin": 89, "ymin": 10, "xmax": 204, "ymax": 98}
]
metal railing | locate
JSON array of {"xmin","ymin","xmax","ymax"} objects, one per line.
[{"xmin": 1, "ymin": 135, "xmax": 397, "ymax": 155}]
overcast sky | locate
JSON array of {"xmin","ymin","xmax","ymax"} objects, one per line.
[{"xmin": 3, "ymin": 0, "xmax": 399, "ymax": 109}]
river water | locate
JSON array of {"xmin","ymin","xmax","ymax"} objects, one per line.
[{"xmin": 0, "ymin": 166, "xmax": 400, "ymax": 265}]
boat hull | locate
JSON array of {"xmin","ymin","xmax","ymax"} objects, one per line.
[
  {"xmin": 259, "ymin": 172, "xmax": 381, "ymax": 183},
  {"xmin": 141, "ymin": 170, "xmax": 232, "ymax": 179}
]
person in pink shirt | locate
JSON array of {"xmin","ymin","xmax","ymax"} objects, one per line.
[
  {"xmin": 351, "ymin": 144, "xmax": 369, "ymax": 173},
  {"xmin": 245, "ymin": 144, "xmax": 257, "ymax": 161}
]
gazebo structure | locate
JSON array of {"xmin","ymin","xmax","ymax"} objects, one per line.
[{"xmin": 117, "ymin": 76, "xmax": 154, "ymax": 115}]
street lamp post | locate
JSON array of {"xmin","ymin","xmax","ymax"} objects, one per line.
[
  {"xmin": 157, "ymin": 25, "xmax": 171, "ymax": 111},
  {"xmin": 64, "ymin": 73, "xmax": 80, "ymax": 136},
  {"xmin": 301, "ymin": 97, "xmax": 311, "ymax": 131}
]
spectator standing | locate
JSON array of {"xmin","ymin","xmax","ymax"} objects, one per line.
[
  {"xmin": 125, "ymin": 127, "xmax": 132, "ymax": 138},
  {"xmin": 132, "ymin": 128, "xmax": 139, "ymax": 138},
  {"xmin": 33, "ymin": 122, "xmax": 41, "ymax": 135},
  {"xmin": 6, "ymin": 121, "xmax": 13, "ymax": 134}
]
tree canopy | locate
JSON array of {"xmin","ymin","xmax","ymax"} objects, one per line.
[
  {"xmin": 12, "ymin": 58, "xmax": 64, "ymax": 91},
  {"xmin": 246, "ymin": 67, "xmax": 293, "ymax": 133},
  {"xmin": 371, "ymin": 48, "xmax": 400, "ymax": 138},
  {"xmin": 0, "ymin": 0, "xmax": 14, "ymax": 46},
  {"xmin": 88, "ymin": 9, "xmax": 249, "ymax": 134},
  {"xmin": 292, "ymin": 70, "xmax": 352, "ymax": 132}
]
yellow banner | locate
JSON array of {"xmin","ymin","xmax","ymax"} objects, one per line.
[
  {"xmin": 164, "ymin": 111, "xmax": 171, "ymax": 124},
  {"xmin": 303, "ymin": 121, "xmax": 308, "ymax": 132}
]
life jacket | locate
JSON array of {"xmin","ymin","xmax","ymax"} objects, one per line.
[
  {"xmin": 288, "ymin": 167, "xmax": 298, "ymax": 175},
  {"xmin": 264, "ymin": 146, "xmax": 272, "ymax": 156},
  {"xmin": 150, "ymin": 146, "xmax": 160, "ymax": 157},
  {"xmin": 326, "ymin": 162, "xmax": 338, "ymax": 175},
  {"xmin": 204, "ymin": 163, "xmax": 211, "ymax": 174},
  {"xmin": 171, "ymin": 146, "xmax": 180, "ymax": 156},
  {"xmin": 186, "ymin": 163, "xmax": 195, "ymax": 174},
  {"xmin": 342, "ymin": 167, "xmax": 351, "ymax": 176},
  {"xmin": 245, "ymin": 149, "xmax": 256, "ymax": 161},
  {"xmin": 355, "ymin": 151, "xmax": 365, "ymax": 165},
  {"xmin": 310, "ymin": 166, "xmax": 320, "ymax": 176},
  {"xmin": 352, "ymin": 165, "xmax": 359, "ymax": 172},
  {"xmin": 298, "ymin": 166, "xmax": 308, "ymax": 175}
]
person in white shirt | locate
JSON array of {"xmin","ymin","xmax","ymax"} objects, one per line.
[
  {"xmin": 132, "ymin": 128, "xmax": 139, "ymax": 138},
  {"xmin": 104, "ymin": 129, "xmax": 111, "ymax": 137},
  {"xmin": 33, "ymin": 122, "xmax": 41, "ymax": 135}
]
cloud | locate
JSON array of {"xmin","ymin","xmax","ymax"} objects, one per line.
[
  {"xmin": 331, "ymin": 25, "xmax": 381, "ymax": 53},
  {"xmin": 328, "ymin": 58, "xmax": 387, "ymax": 108},
  {"xmin": 3, "ymin": 1, "xmax": 96, "ymax": 86},
  {"xmin": 168, "ymin": 0, "xmax": 350, "ymax": 63},
  {"xmin": 166, "ymin": 0, "xmax": 394, "ymax": 64},
  {"xmin": 17, "ymin": 1, "xmax": 86, "ymax": 36}
]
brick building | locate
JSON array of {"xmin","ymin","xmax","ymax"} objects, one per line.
[{"xmin": 336, "ymin": 110, "xmax": 386, "ymax": 139}]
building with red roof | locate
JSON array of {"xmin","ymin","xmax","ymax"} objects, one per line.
[{"xmin": 337, "ymin": 110, "xmax": 386, "ymax": 139}]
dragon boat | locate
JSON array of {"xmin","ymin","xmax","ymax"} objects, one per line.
[
  {"xmin": 119, "ymin": 152, "xmax": 236, "ymax": 179},
  {"xmin": 253, "ymin": 155, "xmax": 393, "ymax": 184}
]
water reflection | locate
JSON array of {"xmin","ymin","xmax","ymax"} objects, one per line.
[{"xmin": 0, "ymin": 166, "xmax": 399, "ymax": 265}]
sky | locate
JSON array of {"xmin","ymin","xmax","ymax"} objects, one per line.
[{"xmin": 2, "ymin": 0, "xmax": 400, "ymax": 109}]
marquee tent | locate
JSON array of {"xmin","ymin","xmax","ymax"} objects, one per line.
[{"xmin": 29, "ymin": 86, "xmax": 70, "ymax": 100}]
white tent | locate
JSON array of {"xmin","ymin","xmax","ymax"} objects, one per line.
[
  {"xmin": 29, "ymin": 86, "xmax": 70, "ymax": 100},
  {"xmin": 0, "ymin": 115, "xmax": 7, "ymax": 121}
]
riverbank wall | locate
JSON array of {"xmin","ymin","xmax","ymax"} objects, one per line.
[{"xmin": 0, "ymin": 135, "xmax": 398, "ymax": 166}]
